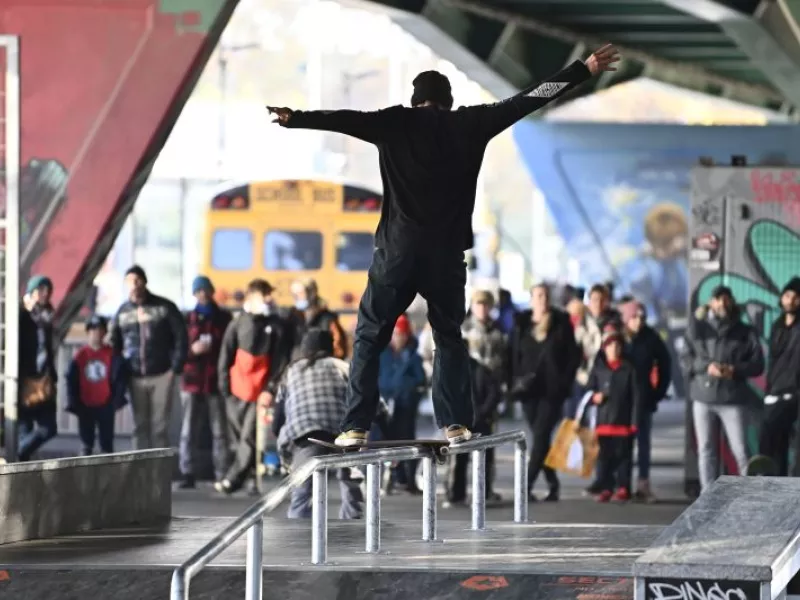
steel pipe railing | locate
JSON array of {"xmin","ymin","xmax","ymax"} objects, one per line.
[{"xmin": 170, "ymin": 431, "xmax": 528, "ymax": 599}]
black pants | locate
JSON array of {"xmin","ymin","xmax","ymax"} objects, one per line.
[
  {"xmin": 224, "ymin": 397, "xmax": 257, "ymax": 487},
  {"xmin": 343, "ymin": 246, "xmax": 473, "ymax": 431},
  {"xmin": 390, "ymin": 399, "xmax": 419, "ymax": 488},
  {"xmin": 522, "ymin": 401, "xmax": 560, "ymax": 493},
  {"xmin": 760, "ymin": 398, "xmax": 797, "ymax": 476},
  {"xmin": 596, "ymin": 436, "xmax": 634, "ymax": 493},
  {"xmin": 77, "ymin": 405, "xmax": 115, "ymax": 455},
  {"xmin": 447, "ymin": 418, "xmax": 495, "ymax": 502},
  {"xmin": 18, "ymin": 405, "xmax": 58, "ymax": 462}
]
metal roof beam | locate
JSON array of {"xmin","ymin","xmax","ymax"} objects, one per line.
[
  {"xmin": 658, "ymin": 0, "xmax": 800, "ymax": 107},
  {"xmin": 440, "ymin": 0, "xmax": 784, "ymax": 106},
  {"xmin": 598, "ymin": 31, "xmax": 730, "ymax": 43},
  {"xmin": 553, "ymin": 14, "xmax": 698, "ymax": 25}
]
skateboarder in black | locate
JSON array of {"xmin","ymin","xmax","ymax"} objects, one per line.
[{"xmin": 268, "ymin": 44, "xmax": 620, "ymax": 447}]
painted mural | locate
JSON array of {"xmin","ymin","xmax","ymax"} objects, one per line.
[{"xmin": 512, "ymin": 123, "xmax": 800, "ymax": 405}]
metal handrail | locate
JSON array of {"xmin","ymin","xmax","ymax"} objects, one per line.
[{"xmin": 170, "ymin": 431, "xmax": 528, "ymax": 600}]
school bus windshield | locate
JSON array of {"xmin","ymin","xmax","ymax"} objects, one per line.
[{"xmin": 202, "ymin": 180, "xmax": 382, "ymax": 318}]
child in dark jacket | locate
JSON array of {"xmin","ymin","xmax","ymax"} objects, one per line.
[
  {"xmin": 587, "ymin": 324, "xmax": 640, "ymax": 502},
  {"xmin": 66, "ymin": 316, "xmax": 129, "ymax": 455}
]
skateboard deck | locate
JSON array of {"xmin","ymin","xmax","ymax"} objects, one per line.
[{"xmin": 746, "ymin": 454, "xmax": 777, "ymax": 476}]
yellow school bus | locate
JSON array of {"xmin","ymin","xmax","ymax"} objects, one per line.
[{"xmin": 201, "ymin": 179, "xmax": 381, "ymax": 324}]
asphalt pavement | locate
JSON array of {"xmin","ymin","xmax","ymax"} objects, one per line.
[{"xmin": 172, "ymin": 399, "xmax": 690, "ymax": 527}]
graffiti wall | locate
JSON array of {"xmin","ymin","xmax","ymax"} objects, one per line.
[
  {"xmin": 0, "ymin": 0, "xmax": 237, "ymax": 337},
  {"xmin": 684, "ymin": 166, "xmax": 800, "ymax": 490},
  {"xmin": 512, "ymin": 123, "xmax": 800, "ymax": 399}
]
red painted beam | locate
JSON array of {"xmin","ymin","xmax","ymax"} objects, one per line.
[{"xmin": 0, "ymin": 0, "xmax": 238, "ymax": 337}]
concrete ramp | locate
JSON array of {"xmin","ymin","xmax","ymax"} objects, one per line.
[{"xmin": 634, "ymin": 476, "xmax": 800, "ymax": 600}]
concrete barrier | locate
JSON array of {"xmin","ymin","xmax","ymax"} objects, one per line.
[{"xmin": 0, "ymin": 449, "xmax": 174, "ymax": 545}]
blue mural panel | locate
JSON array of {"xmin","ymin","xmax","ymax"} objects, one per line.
[{"xmin": 512, "ymin": 123, "xmax": 800, "ymax": 326}]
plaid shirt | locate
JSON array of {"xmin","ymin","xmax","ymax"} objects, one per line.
[{"xmin": 275, "ymin": 357, "xmax": 348, "ymax": 453}]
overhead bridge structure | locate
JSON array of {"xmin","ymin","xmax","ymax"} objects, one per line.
[{"xmin": 366, "ymin": 0, "xmax": 800, "ymax": 115}]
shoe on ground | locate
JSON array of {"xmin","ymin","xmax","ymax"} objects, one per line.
[
  {"xmin": 634, "ymin": 480, "xmax": 657, "ymax": 504},
  {"xmin": 177, "ymin": 475, "xmax": 196, "ymax": 490},
  {"xmin": 214, "ymin": 479, "xmax": 234, "ymax": 495},
  {"xmin": 445, "ymin": 424, "xmax": 472, "ymax": 445},
  {"xmin": 486, "ymin": 491, "xmax": 502, "ymax": 504},
  {"xmin": 442, "ymin": 498, "xmax": 467, "ymax": 509},
  {"xmin": 583, "ymin": 481, "xmax": 603, "ymax": 497},
  {"xmin": 596, "ymin": 490, "xmax": 613, "ymax": 503},
  {"xmin": 543, "ymin": 487, "xmax": 560, "ymax": 502},
  {"xmin": 613, "ymin": 487, "xmax": 631, "ymax": 502},
  {"xmin": 335, "ymin": 429, "xmax": 368, "ymax": 447}
]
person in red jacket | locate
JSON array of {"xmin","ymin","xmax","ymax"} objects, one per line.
[
  {"xmin": 66, "ymin": 316, "xmax": 130, "ymax": 455},
  {"xmin": 179, "ymin": 276, "xmax": 233, "ymax": 489}
]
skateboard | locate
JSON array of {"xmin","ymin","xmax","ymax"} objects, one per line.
[
  {"xmin": 308, "ymin": 438, "xmax": 452, "ymax": 464},
  {"xmin": 746, "ymin": 454, "xmax": 777, "ymax": 476}
]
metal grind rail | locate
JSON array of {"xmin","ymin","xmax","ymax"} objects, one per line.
[{"xmin": 170, "ymin": 430, "xmax": 528, "ymax": 600}]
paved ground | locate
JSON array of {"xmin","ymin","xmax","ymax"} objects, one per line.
[{"xmin": 171, "ymin": 400, "xmax": 690, "ymax": 527}]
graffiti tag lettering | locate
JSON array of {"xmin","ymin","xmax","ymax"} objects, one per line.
[
  {"xmin": 647, "ymin": 581, "xmax": 750, "ymax": 600},
  {"xmin": 751, "ymin": 170, "xmax": 800, "ymax": 225},
  {"xmin": 691, "ymin": 198, "xmax": 721, "ymax": 227}
]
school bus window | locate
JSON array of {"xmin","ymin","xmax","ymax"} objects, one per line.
[
  {"xmin": 263, "ymin": 231, "xmax": 322, "ymax": 271},
  {"xmin": 336, "ymin": 232, "xmax": 374, "ymax": 271},
  {"xmin": 212, "ymin": 229, "xmax": 253, "ymax": 270}
]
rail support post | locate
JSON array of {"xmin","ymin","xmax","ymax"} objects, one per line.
[
  {"xmin": 514, "ymin": 440, "xmax": 528, "ymax": 523},
  {"xmin": 365, "ymin": 462, "xmax": 381, "ymax": 553},
  {"xmin": 471, "ymin": 450, "xmax": 486, "ymax": 531},
  {"xmin": 422, "ymin": 455, "xmax": 437, "ymax": 541},
  {"xmin": 245, "ymin": 519, "xmax": 263, "ymax": 600},
  {"xmin": 311, "ymin": 468, "xmax": 328, "ymax": 564}
]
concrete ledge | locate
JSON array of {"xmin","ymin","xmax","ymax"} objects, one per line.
[
  {"xmin": 634, "ymin": 476, "xmax": 800, "ymax": 586},
  {"xmin": 0, "ymin": 449, "xmax": 174, "ymax": 545}
]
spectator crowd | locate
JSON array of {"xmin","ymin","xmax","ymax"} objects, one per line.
[{"xmin": 14, "ymin": 266, "xmax": 800, "ymax": 514}]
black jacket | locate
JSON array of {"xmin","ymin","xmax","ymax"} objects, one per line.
[
  {"xmin": 284, "ymin": 61, "xmax": 591, "ymax": 251},
  {"xmin": 470, "ymin": 357, "xmax": 501, "ymax": 423},
  {"xmin": 508, "ymin": 308, "xmax": 581, "ymax": 404},
  {"xmin": 587, "ymin": 353, "xmax": 640, "ymax": 430},
  {"xmin": 766, "ymin": 314, "xmax": 800, "ymax": 397},
  {"xmin": 625, "ymin": 325, "xmax": 672, "ymax": 413},
  {"xmin": 682, "ymin": 305, "xmax": 764, "ymax": 405},
  {"xmin": 217, "ymin": 311, "xmax": 292, "ymax": 399},
  {"xmin": 111, "ymin": 292, "xmax": 188, "ymax": 377},
  {"xmin": 18, "ymin": 303, "xmax": 57, "ymax": 382}
]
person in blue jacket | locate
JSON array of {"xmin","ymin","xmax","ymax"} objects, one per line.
[{"xmin": 379, "ymin": 314, "xmax": 426, "ymax": 493}]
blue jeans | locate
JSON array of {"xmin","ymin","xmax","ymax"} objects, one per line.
[
  {"xmin": 637, "ymin": 410, "xmax": 653, "ymax": 480},
  {"xmin": 19, "ymin": 407, "xmax": 58, "ymax": 461}
]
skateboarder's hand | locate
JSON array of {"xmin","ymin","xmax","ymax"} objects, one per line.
[
  {"xmin": 591, "ymin": 392, "xmax": 604, "ymax": 405},
  {"xmin": 707, "ymin": 363, "xmax": 723, "ymax": 378},
  {"xmin": 267, "ymin": 106, "xmax": 294, "ymax": 124},
  {"xmin": 585, "ymin": 44, "xmax": 620, "ymax": 75}
]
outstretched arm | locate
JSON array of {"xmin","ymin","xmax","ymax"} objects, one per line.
[
  {"xmin": 471, "ymin": 44, "xmax": 620, "ymax": 140},
  {"xmin": 267, "ymin": 105, "xmax": 400, "ymax": 144}
]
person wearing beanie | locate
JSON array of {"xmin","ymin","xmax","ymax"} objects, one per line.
[
  {"xmin": 586, "ymin": 324, "xmax": 640, "ymax": 502},
  {"xmin": 376, "ymin": 314, "xmax": 426, "ymax": 493},
  {"xmin": 110, "ymin": 264, "xmax": 188, "ymax": 451},
  {"xmin": 268, "ymin": 45, "xmax": 620, "ymax": 447},
  {"xmin": 618, "ymin": 299, "xmax": 671, "ymax": 502},
  {"xmin": 177, "ymin": 275, "xmax": 232, "ymax": 489},
  {"xmin": 17, "ymin": 274, "xmax": 58, "ymax": 460},
  {"xmin": 66, "ymin": 316, "xmax": 130, "ymax": 455},
  {"xmin": 271, "ymin": 328, "xmax": 363, "ymax": 519},
  {"xmin": 683, "ymin": 285, "xmax": 763, "ymax": 491},
  {"xmin": 760, "ymin": 276, "xmax": 800, "ymax": 475}
]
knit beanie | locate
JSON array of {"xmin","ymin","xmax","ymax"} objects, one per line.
[
  {"xmin": 192, "ymin": 275, "xmax": 214, "ymax": 294},
  {"xmin": 782, "ymin": 277, "xmax": 800, "ymax": 296},
  {"xmin": 394, "ymin": 314, "xmax": 412, "ymax": 335},
  {"xmin": 125, "ymin": 265, "xmax": 147, "ymax": 284},
  {"xmin": 26, "ymin": 274, "xmax": 53, "ymax": 295},
  {"xmin": 601, "ymin": 324, "xmax": 623, "ymax": 347},
  {"xmin": 411, "ymin": 71, "xmax": 453, "ymax": 109}
]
